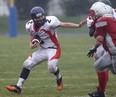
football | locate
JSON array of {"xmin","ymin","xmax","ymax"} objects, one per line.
[{"xmin": 31, "ymin": 33, "xmax": 41, "ymax": 44}]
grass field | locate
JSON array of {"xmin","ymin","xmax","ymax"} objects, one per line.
[{"xmin": 0, "ymin": 33, "xmax": 116, "ymax": 97}]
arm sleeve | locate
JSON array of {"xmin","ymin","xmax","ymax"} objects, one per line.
[{"xmin": 95, "ymin": 19, "xmax": 107, "ymax": 37}]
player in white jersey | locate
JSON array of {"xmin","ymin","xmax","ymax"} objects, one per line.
[{"xmin": 6, "ymin": 6, "xmax": 85, "ymax": 94}]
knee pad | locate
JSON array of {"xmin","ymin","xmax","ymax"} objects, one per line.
[
  {"xmin": 94, "ymin": 58, "xmax": 109, "ymax": 71},
  {"xmin": 48, "ymin": 61, "xmax": 57, "ymax": 73},
  {"xmin": 23, "ymin": 60, "xmax": 34, "ymax": 70},
  {"xmin": 94, "ymin": 52, "xmax": 111, "ymax": 71}
]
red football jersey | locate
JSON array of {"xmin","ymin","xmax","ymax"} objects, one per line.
[{"xmin": 94, "ymin": 17, "xmax": 116, "ymax": 52}]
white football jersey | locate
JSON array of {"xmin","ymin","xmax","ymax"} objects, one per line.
[{"xmin": 25, "ymin": 16, "xmax": 61, "ymax": 49}]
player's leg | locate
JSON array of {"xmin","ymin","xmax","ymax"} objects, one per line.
[
  {"xmin": 6, "ymin": 58, "xmax": 33, "ymax": 94},
  {"xmin": 6, "ymin": 49, "xmax": 47, "ymax": 93},
  {"xmin": 93, "ymin": 45, "xmax": 105, "ymax": 61},
  {"xmin": 94, "ymin": 47, "xmax": 110, "ymax": 95},
  {"xmin": 88, "ymin": 71, "xmax": 108, "ymax": 97},
  {"xmin": 88, "ymin": 52, "xmax": 111, "ymax": 97},
  {"xmin": 105, "ymin": 35, "xmax": 116, "ymax": 74},
  {"xmin": 48, "ymin": 59, "xmax": 63, "ymax": 90},
  {"xmin": 110, "ymin": 54, "xmax": 116, "ymax": 74},
  {"xmin": 108, "ymin": 46, "xmax": 116, "ymax": 74},
  {"xmin": 47, "ymin": 48, "xmax": 63, "ymax": 91}
]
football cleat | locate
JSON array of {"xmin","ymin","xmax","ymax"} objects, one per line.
[
  {"xmin": 56, "ymin": 76, "xmax": 63, "ymax": 91},
  {"xmin": 6, "ymin": 85, "xmax": 21, "ymax": 94},
  {"xmin": 88, "ymin": 90, "xmax": 105, "ymax": 97}
]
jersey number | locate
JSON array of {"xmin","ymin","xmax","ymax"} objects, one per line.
[{"xmin": 46, "ymin": 19, "xmax": 51, "ymax": 23}]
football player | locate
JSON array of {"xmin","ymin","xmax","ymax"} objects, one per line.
[
  {"xmin": 87, "ymin": 2, "xmax": 116, "ymax": 97},
  {"xmin": 77, "ymin": 1, "xmax": 116, "ymax": 97},
  {"xmin": 6, "ymin": 6, "xmax": 85, "ymax": 94}
]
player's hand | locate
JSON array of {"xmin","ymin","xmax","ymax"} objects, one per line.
[
  {"xmin": 30, "ymin": 41, "xmax": 39, "ymax": 49},
  {"xmin": 79, "ymin": 19, "xmax": 87, "ymax": 27},
  {"xmin": 87, "ymin": 47, "xmax": 97, "ymax": 57}
]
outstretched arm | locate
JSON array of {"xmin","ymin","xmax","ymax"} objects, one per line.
[
  {"xmin": 59, "ymin": 19, "xmax": 86, "ymax": 28},
  {"xmin": 59, "ymin": 22, "xmax": 80, "ymax": 28}
]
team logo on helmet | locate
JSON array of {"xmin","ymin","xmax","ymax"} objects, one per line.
[{"xmin": 36, "ymin": 13, "xmax": 43, "ymax": 18}]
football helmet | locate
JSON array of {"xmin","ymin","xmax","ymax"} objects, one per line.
[
  {"xmin": 89, "ymin": 2, "xmax": 107, "ymax": 20},
  {"xmin": 105, "ymin": 5, "xmax": 113, "ymax": 16},
  {"xmin": 99, "ymin": 0, "xmax": 111, "ymax": 6},
  {"xmin": 30, "ymin": 6, "xmax": 46, "ymax": 28}
]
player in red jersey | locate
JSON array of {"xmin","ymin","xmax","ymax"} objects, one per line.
[{"xmin": 87, "ymin": 2, "xmax": 116, "ymax": 97}]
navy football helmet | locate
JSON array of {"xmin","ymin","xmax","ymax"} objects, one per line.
[{"xmin": 30, "ymin": 6, "xmax": 46, "ymax": 28}]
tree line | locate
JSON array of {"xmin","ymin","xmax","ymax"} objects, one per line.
[{"xmin": 15, "ymin": 0, "xmax": 116, "ymax": 20}]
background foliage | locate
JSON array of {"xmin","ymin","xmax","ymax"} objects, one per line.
[{"xmin": 15, "ymin": 0, "xmax": 116, "ymax": 19}]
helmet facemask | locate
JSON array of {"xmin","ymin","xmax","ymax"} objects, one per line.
[
  {"xmin": 32, "ymin": 15, "xmax": 46, "ymax": 28},
  {"xmin": 89, "ymin": 9, "xmax": 100, "ymax": 20}
]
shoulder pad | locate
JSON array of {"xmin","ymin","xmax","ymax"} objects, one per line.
[{"xmin": 25, "ymin": 20, "xmax": 33, "ymax": 32}]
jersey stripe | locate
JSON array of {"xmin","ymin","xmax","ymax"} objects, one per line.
[
  {"xmin": 96, "ymin": 21, "xmax": 107, "ymax": 28},
  {"xmin": 50, "ymin": 48, "xmax": 61, "ymax": 60},
  {"xmin": 42, "ymin": 29, "xmax": 60, "ymax": 48}
]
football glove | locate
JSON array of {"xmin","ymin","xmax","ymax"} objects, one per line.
[{"xmin": 87, "ymin": 47, "xmax": 97, "ymax": 57}]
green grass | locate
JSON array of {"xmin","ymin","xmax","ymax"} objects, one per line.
[{"xmin": 0, "ymin": 34, "xmax": 116, "ymax": 97}]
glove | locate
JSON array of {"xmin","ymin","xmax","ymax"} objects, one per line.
[{"xmin": 87, "ymin": 47, "xmax": 97, "ymax": 57}]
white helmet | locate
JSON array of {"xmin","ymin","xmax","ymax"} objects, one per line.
[
  {"xmin": 104, "ymin": 5, "xmax": 113, "ymax": 17},
  {"xmin": 89, "ymin": 2, "xmax": 107, "ymax": 20}
]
